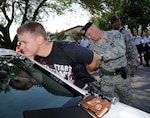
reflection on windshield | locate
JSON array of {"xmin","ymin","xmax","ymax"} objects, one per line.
[
  {"xmin": 0, "ymin": 54, "xmax": 78, "ymax": 97},
  {"xmin": 0, "ymin": 53, "xmax": 78, "ymax": 118},
  {"xmin": 0, "ymin": 54, "xmax": 39, "ymax": 93},
  {"xmin": 9, "ymin": 70, "xmax": 38, "ymax": 90}
]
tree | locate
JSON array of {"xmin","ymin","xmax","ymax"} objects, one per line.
[
  {"xmin": 79, "ymin": 0, "xmax": 106, "ymax": 16},
  {"xmin": 68, "ymin": 30, "xmax": 82, "ymax": 42},
  {"xmin": 47, "ymin": 31, "xmax": 68, "ymax": 41},
  {"xmin": 79, "ymin": 0, "xmax": 124, "ymax": 16},
  {"xmin": 0, "ymin": 0, "xmax": 72, "ymax": 50},
  {"xmin": 122, "ymin": 0, "xmax": 150, "ymax": 35},
  {"xmin": 81, "ymin": 0, "xmax": 150, "ymax": 35},
  {"xmin": 78, "ymin": 0, "xmax": 125, "ymax": 30}
]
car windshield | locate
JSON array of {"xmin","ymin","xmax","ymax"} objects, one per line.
[{"xmin": 0, "ymin": 49, "xmax": 83, "ymax": 118}]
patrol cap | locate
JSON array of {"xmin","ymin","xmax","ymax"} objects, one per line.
[
  {"xmin": 80, "ymin": 22, "xmax": 93, "ymax": 36},
  {"xmin": 110, "ymin": 16, "xmax": 120, "ymax": 24}
]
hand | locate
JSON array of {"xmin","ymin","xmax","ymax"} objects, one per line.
[
  {"xmin": 99, "ymin": 54, "xmax": 103, "ymax": 60},
  {"xmin": 131, "ymin": 65, "xmax": 137, "ymax": 74}
]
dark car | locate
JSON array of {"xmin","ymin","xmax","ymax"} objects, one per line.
[
  {"xmin": 1, "ymin": 48, "xmax": 150, "ymax": 118},
  {"xmin": 0, "ymin": 48, "xmax": 86, "ymax": 118}
]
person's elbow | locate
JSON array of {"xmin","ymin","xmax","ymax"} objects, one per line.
[{"xmin": 87, "ymin": 52, "xmax": 100, "ymax": 73}]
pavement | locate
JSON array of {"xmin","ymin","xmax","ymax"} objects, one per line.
[
  {"xmin": 131, "ymin": 64, "xmax": 150, "ymax": 113},
  {"xmin": 91, "ymin": 64, "xmax": 150, "ymax": 114}
]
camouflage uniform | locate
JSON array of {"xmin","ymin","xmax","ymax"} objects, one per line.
[
  {"xmin": 118, "ymin": 27, "xmax": 139, "ymax": 76},
  {"xmin": 90, "ymin": 30, "xmax": 132, "ymax": 105}
]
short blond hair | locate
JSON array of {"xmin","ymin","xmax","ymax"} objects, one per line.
[{"xmin": 17, "ymin": 21, "xmax": 47, "ymax": 40}]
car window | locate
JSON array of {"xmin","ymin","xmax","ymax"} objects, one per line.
[{"xmin": 0, "ymin": 52, "xmax": 80, "ymax": 118}]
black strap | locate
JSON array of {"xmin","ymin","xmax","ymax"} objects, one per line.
[
  {"xmin": 119, "ymin": 27, "xmax": 124, "ymax": 32},
  {"xmin": 101, "ymin": 67, "xmax": 127, "ymax": 79},
  {"xmin": 101, "ymin": 69, "xmax": 116, "ymax": 76},
  {"xmin": 101, "ymin": 67, "xmax": 124, "ymax": 76}
]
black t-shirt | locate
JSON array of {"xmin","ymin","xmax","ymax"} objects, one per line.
[{"xmin": 35, "ymin": 41, "xmax": 94, "ymax": 83}]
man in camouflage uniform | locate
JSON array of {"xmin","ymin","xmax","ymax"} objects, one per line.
[
  {"xmin": 81, "ymin": 22, "xmax": 132, "ymax": 105},
  {"xmin": 110, "ymin": 16, "xmax": 139, "ymax": 77}
]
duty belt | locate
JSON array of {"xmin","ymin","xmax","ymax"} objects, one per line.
[
  {"xmin": 102, "ymin": 69, "xmax": 118, "ymax": 76},
  {"xmin": 101, "ymin": 67, "xmax": 127, "ymax": 79}
]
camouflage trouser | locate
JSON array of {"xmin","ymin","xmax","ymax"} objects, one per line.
[{"xmin": 100, "ymin": 74, "xmax": 132, "ymax": 105}]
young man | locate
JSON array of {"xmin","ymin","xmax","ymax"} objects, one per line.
[
  {"xmin": 110, "ymin": 16, "xmax": 139, "ymax": 76},
  {"xmin": 17, "ymin": 21, "xmax": 100, "ymax": 88},
  {"xmin": 81, "ymin": 22, "xmax": 132, "ymax": 105}
]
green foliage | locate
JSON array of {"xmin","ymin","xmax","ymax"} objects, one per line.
[
  {"xmin": 81, "ymin": 0, "xmax": 124, "ymax": 30},
  {"xmin": 0, "ymin": 54, "xmax": 40, "ymax": 93},
  {"xmin": 121, "ymin": 0, "xmax": 150, "ymax": 33},
  {"xmin": 0, "ymin": 0, "xmax": 149, "ymax": 49},
  {"xmin": 47, "ymin": 30, "xmax": 82, "ymax": 42},
  {"xmin": 91, "ymin": 13, "xmax": 112, "ymax": 30},
  {"xmin": 85, "ymin": 0, "xmax": 150, "ymax": 34},
  {"xmin": 79, "ymin": 0, "xmax": 110, "ymax": 16},
  {"xmin": 13, "ymin": 0, "xmax": 72, "ymax": 22},
  {"xmin": 47, "ymin": 31, "xmax": 68, "ymax": 41},
  {"xmin": 68, "ymin": 30, "xmax": 82, "ymax": 42},
  {"xmin": 0, "ymin": 0, "xmax": 73, "ymax": 50}
]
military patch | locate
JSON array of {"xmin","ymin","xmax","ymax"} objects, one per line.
[{"xmin": 114, "ymin": 32, "xmax": 122, "ymax": 38}]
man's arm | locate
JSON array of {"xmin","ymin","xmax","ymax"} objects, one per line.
[
  {"xmin": 124, "ymin": 31, "xmax": 139, "ymax": 66},
  {"xmin": 87, "ymin": 52, "xmax": 100, "ymax": 73}
]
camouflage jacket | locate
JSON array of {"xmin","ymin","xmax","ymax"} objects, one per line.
[
  {"xmin": 119, "ymin": 27, "xmax": 139, "ymax": 67},
  {"xmin": 89, "ymin": 30, "xmax": 127, "ymax": 72}
]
